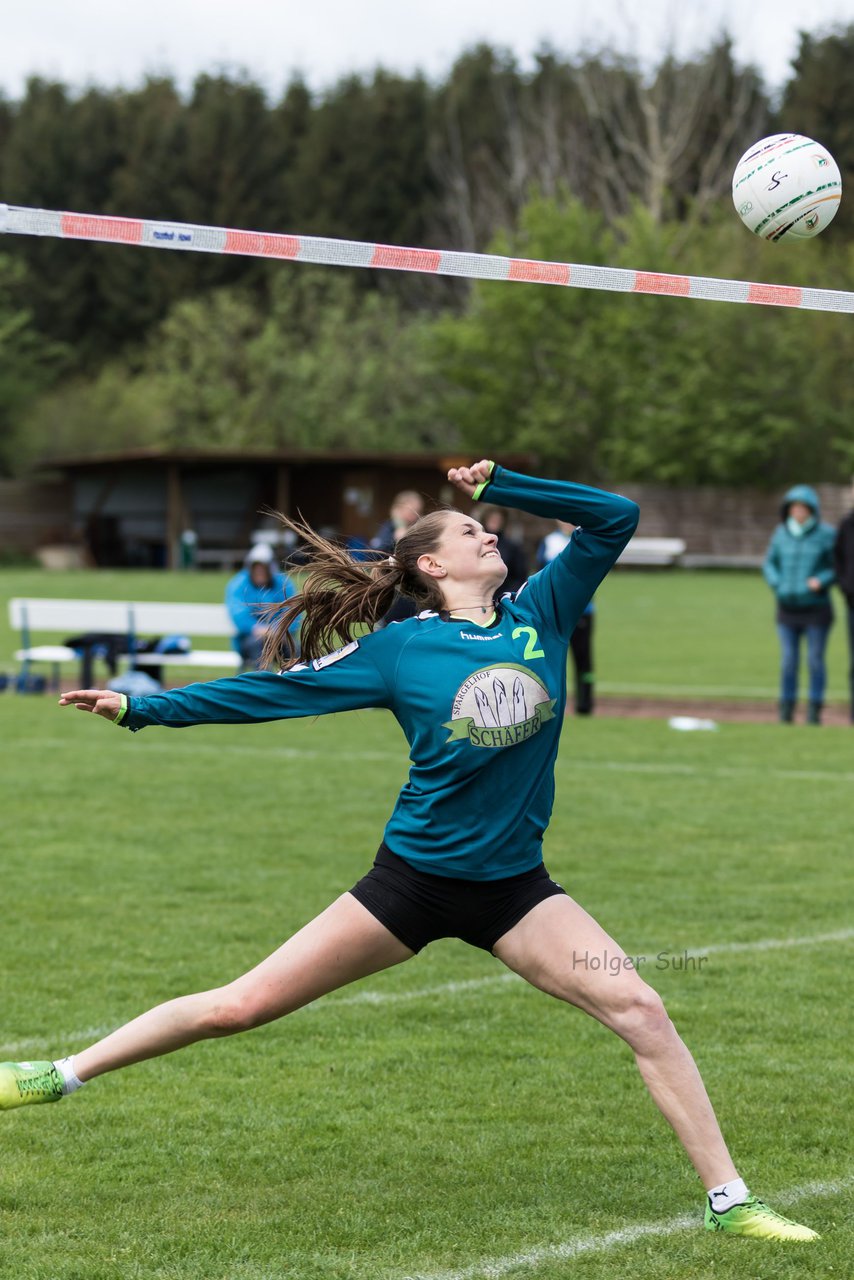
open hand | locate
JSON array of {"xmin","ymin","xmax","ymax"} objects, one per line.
[
  {"xmin": 447, "ymin": 460, "xmax": 493, "ymax": 498},
  {"xmin": 59, "ymin": 689, "xmax": 122, "ymax": 720}
]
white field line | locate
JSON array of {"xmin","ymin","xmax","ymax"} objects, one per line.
[
  {"xmin": 563, "ymin": 758, "xmax": 854, "ymax": 783},
  {"xmin": 3, "ymin": 929, "xmax": 851, "ymax": 1055},
  {"xmin": 1, "ymin": 1025, "xmax": 118, "ymax": 1056},
  {"xmin": 16, "ymin": 736, "xmax": 402, "ymax": 763},
  {"xmin": 398, "ymin": 1175, "xmax": 854, "ymax": 1280},
  {"xmin": 15, "ymin": 736, "xmax": 854, "ymax": 784},
  {"xmin": 688, "ymin": 928, "xmax": 854, "ymax": 957},
  {"xmin": 320, "ymin": 973, "xmax": 519, "ymax": 1008},
  {"xmin": 322, "ymin": 928, "xmax": 854, "ymax": 1007}
]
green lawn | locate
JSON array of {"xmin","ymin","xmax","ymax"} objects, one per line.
[
  {"xmin": 1, "ymin": 565, "xmax": 849, "ymax": 702},
  {"xmin": 1, "ymin": 692, "xmax": 851, "ymax": 1280},
  {"xmin": 595, "ymin": 569, "xmax": 849, "ymax": 702}
]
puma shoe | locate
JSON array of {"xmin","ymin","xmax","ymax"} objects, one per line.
[{"xmin": 705, "ymin": 1193, "xmax": 819, "ymax": 1241}]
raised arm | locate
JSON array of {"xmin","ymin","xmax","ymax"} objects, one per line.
[{"xmin": 451, "ymin": 461, "xmax": 639, "ymax": 635}]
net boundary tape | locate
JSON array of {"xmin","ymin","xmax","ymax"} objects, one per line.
[{"xmin": 1, "ymin": 203, "xmax": 851, "ymax": 314}]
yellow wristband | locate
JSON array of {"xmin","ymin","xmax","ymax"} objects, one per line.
[
  {"xmin": 471, "ymin": 461, "xmax": 495, "ymax": 502},
  {"xmin": 114, "ymin": 693, "xmax": 128, "ymax": 725}
]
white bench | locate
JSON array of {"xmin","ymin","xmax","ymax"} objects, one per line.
[
  {"xmin": 9, "ymin": 597, "xmax": 241, "ymax": 688},
  {"xmin": 617, "ymin": 536, "xmax": 686, "ymax": 567}
]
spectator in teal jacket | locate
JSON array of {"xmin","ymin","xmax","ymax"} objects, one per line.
[{"xmin": 762, "ymin": 484, "xmax": 836, "ymax": 724}]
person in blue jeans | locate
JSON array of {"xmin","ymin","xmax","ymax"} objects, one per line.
[{"xmin": 762, "ymin": 485, "xmax": 836, "ymax": 724}]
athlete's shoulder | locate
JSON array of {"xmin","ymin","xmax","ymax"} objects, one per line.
[
  {"xmin": 359, "ymin": 609, "xmax": 443, "ymax": 657},
  {"xmin": 498, "ymin": 576, "xmax": 569, "ymax": 637},
  {"xmin": 498, "ymin": 581, "xmax": 538, "ymax": 616},
  {"xmin": 374, "ymin": 609, "xmax": 442, "ymax": 637}
]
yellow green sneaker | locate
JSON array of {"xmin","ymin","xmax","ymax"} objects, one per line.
[
  {"xmin": 705, "ymin": 1194, "xmax": 820, "ymax": 1241},
  {"xmin": 0, "ymin": 1061, "xmax": 64, "ymax": 1110}
]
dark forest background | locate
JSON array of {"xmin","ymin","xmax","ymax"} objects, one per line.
[{"xmin": 2, "ymin": 27, "xmax": 853, "ymax": 485}]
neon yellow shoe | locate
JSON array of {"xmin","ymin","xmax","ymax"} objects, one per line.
[
  {"xmin": 705, "ymin": 1194, "xmax": 820, "ymax": 1241},
  {"xmin": 0, "ymin": 1061, "xmax": 64, "ymax": 1110}
]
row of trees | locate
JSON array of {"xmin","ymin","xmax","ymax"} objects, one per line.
[{"xmin": 1, "ymin": 27, "xmax": 853, "ymax": 484}]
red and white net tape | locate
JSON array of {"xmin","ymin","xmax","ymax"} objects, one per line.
[{"xmin": 2, "ymin": 202, "xmax": 852, "ymax": 314}]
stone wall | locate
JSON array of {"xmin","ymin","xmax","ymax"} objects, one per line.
[
  {"xmin": 617, "ymin": 481, "xmax": 850, "ymax": 561},
  {"xmin": 506, "ymin": 481, "xmax": 852, "ymax": 567}
]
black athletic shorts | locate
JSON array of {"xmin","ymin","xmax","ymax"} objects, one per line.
[{"xmin": 349, "ymin": 843, "xmax": 567, "ymax": 954}]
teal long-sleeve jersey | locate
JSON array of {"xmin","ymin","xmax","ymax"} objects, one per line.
[{"xmin": 122, "ymin": 467, "xmax": 639, "ymax": 880}]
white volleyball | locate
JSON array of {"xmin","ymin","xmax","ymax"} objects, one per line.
[{"xmin": 732, "ymin": 134, "xmax": 841, "ymax": 241}]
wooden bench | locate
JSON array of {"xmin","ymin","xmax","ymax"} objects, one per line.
[
  {"xmin": 9, "ymin": 598, "xmax": 241, "ymax": 688},
  {"xmin": 617, "ymin": 536, "xmax": 686, "ymax": 567}
]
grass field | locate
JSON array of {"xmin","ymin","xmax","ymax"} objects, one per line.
[
  {"xmin": 1, "ymin": 565, "xmax": 850, "ymax": 703},
  {"xmin": 2, "ymin": 653, "xmax": 852, "ymax": 1277}
]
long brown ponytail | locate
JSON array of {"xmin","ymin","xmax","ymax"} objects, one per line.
[{"xmin": 262, "ymin": 510, "xmax": 454, "ymax": 670}]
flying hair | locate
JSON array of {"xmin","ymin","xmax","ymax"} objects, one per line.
[{"xmin": 263, "ymin": 510, "xmax": 455, "ymax": 670}]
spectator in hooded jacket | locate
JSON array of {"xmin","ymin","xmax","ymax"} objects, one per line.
[
  {"xmin": 833, "ymin": 480, "xmax": 854, "ymax": 724},
  {"xmin": 225, "ymin": 544, "xmax": 299, "ymax": 671},
  {"xmin": 762, "ymin": 485, "xmax": 836, "ymax": 724}
]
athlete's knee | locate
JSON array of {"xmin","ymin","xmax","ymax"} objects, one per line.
[
  {"xmin": 202, "ymin": 986, "xmax": 273, "ymax": 1036},
  {"xmin": 607, "ymin": 981, "xmax": 671, "ymax": 1048}
]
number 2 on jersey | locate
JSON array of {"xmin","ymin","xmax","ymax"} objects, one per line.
[{"xmin": 512, "ymin": 625, "xmax": 545, "ymax": 660}]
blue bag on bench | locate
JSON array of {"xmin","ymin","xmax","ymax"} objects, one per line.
[{"xmin": 107, "ymin": 670, "xmax": 162, "ymax": 696}]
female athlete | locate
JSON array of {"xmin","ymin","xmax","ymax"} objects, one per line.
[{"xmin": 1, "ymin": 461, "xmax": 817, "ymax": 1241}]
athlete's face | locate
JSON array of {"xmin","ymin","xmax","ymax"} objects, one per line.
[{"xmin": 423, "ymin": 513, "xmax": 507, "ymax": 599}]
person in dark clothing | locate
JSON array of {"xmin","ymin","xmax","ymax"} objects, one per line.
[
  {"xmin": 833, "ymin": 488, "xmax": 854, "ymax": 723},
  {"xmin": 539, "ymin": 522, "xmax": 595, "ymax": 715},
  {"xmin": 372, "ymin": 490, "xmax": 425, "ymax": 626},
  {"xmin": 567, "ymin": 609, "xmax": 594, "ymax": 715},
  {"xmin": 371, "ymin": 490, "xmax": 425, "ymax": 555}
]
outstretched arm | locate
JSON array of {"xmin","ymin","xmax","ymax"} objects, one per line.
[{"xmin": 59, "ymin": 641, "xmax": 393, "ymax": 732}]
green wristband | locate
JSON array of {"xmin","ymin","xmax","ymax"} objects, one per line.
[
  {"xmin": 471, "ymin": 461, "xmax": 495, "ymax": 502},
  {"xmin": 113, "ymin": 693, "xmax": 128, "ymax": 725}
]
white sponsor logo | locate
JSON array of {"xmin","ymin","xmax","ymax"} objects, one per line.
[
  {"xmin": 311, "ymin": 640, "xmax": 360, "ymax": 670},
  {"xmin": 444, "ymin": 664, "xmax": 556, "ymax": 748}
]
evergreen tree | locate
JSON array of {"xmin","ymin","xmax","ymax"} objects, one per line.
[
  {"xmin": 0, "ymin": 254, "xmax": 67, "ymax": 474},
  {"xmin": 778, "ymin": 25, "xmax": 854, "ymax": 235}
]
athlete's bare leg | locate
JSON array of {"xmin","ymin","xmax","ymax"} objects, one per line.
[
  {"xmin": 73, "ymin": 894, "xmax": 413, "ymax": 1081},
  {"xmin": 493, "ymin": 894, "xmax": 738, "ymax": 1190}
]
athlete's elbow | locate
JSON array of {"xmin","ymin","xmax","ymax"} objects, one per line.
[{"xmin": 614, "ymin": 495, "xmax": 640, "ymax": 536}]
